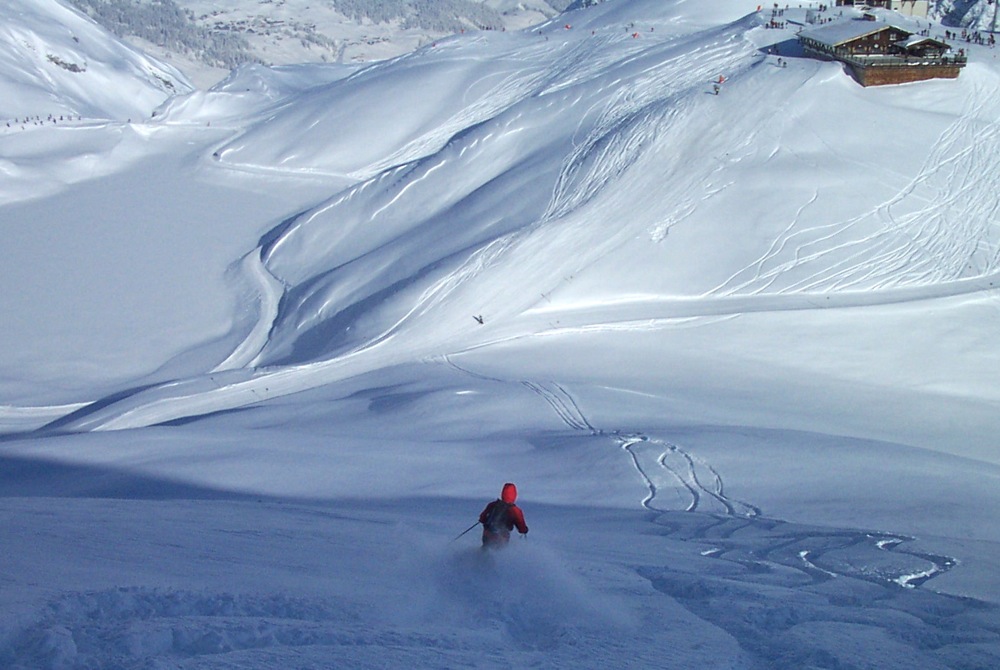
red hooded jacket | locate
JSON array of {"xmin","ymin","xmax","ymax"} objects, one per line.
[{"xmin": 479, "ymin": 482, "xmax": 528, "ymax": 547}]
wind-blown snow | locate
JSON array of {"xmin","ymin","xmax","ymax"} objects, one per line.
[{"xmin": 2, "ymin": 1, "xmax": 999, "ymax": 668}]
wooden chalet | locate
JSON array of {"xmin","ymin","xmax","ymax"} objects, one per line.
[{"xmin": 798, "ymin": 19, "xmax": 965, "ymax": 86}]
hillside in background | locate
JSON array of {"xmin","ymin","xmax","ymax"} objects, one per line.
[
  {"xmin": 66, "ymin": 0, "xmax": 574, "ymax": 85},
  {"xmin": 2, "ymin": 1, "xmax": 1000, "ymax": 667},
  {"xmin": 0, "ymin": 0, "xmax": 191, "ymax": 119},
  {"xmin": 56, "ymin": 0, "xmax": 1000, "ymax": 88}
]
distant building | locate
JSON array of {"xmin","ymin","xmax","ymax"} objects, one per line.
[
  {"xmin": 798, "ymin": 19, "xmax": 965, "ymax": 86},
  {"xmin": 833, "ymin": 1, "xmax": 929, "ymax": 18}
]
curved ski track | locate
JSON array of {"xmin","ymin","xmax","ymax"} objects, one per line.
[
  {"xmin": 484, "ymin": 364, "xmax": 959, "ymax": 597},
  {"xmin": 712, "ymin": 78, "xmax": 1000, "ymax": 296}
]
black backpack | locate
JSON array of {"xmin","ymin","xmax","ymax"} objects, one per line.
[{"xmin": 483, "ymin": 499, "xmax": 511, "ymax": 533}]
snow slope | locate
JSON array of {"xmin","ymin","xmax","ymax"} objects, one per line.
[
  {"xmin": 71, "ymin": 0, "xmax": 571, "ymax": 88},
  {"xmin": 52, "ymin": 0, "xmax": 1000, "ymax": 459},
  {"xmin": 0, "ymin": 0, "xmax": 191, "ymax": 121},
  {"xmin": 2, "ymin": 1, "xmax": 1000, "ymax": 668}
]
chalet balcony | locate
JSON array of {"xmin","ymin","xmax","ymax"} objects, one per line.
[{"xmin": 838, "ymin": 52, "xmax": 968, "ymax": 68}]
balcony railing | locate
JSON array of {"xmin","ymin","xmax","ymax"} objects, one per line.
[{"xmin": 839, "ymin": 52, "xmax": 967, "ymax": 68}]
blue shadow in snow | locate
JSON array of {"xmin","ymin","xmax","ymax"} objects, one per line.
[{"xmin": 0, "ymin": 454, "xmax": 263, "ymax": 501}]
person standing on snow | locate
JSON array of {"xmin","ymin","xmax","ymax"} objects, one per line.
[{"xmin": 479, "ymin": 482, "xmax": 528, "ymax": 548}]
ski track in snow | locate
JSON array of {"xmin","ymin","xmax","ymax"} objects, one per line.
[
  {"xmin": 712, "ymin": 76, "xmax": 1000, "ymax": 296},
  {"xmin": 520, "ymin": 381, "xmax": 596, "ymax": 433},
  {"xmin": 510, "ymin": 371, "xmax": 960, "ymax": 598},
  {"xmin": 617, "ymin": 433, "xmax": 760, "ymax": 517},
  {"xmin": 543, "ymin": 24, "xmax": 756, "ymax": 225}
]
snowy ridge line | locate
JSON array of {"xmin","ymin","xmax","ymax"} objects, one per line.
[
  {"xmin": 34, "ymin": 347, "xmax": 391, "ymax": 433},
  {"xmin": 515, "ymin": 269, "xmax": 1000, "ymax": 326},
  {"xmin": 33, "ymin": 236, "xmax": 510, "ymax": 431},
  {"xmin": 28, "ymin": 272, "xmax": 476, "ymax": 433},
  {"xmin": 0, "ymin": 402, "xmax": 89, "ymax": 433},
  {"xmin": 352, "ymin": 63, "xmax": 552, "ymax": 181},
  {"xmin": 211, "ymin": 248, "xmax": 286, "ymax": 372}
]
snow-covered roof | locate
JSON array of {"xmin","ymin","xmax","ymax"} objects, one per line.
[
  {"xmin": 898, "ymin": 35, "xmax": 949, "ymax": 49},
  {"xmin": 797, "ymin": 20, "xmax": 909, "ymax": 47}
]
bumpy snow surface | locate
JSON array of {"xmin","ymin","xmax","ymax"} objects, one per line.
[{"xmin": 2, "ymin": 1, "xmax": 1000, "ymax": 668}]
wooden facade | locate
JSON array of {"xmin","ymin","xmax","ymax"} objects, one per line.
[{"xmin": 798, "ymin": 20, "xmax": 965, "ymax": 86}]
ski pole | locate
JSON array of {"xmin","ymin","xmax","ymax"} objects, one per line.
[{"xmin": 452, "ymin": 521, "xmax": 480, "ymax": 542}]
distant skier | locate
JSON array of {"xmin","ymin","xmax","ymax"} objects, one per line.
[{"xmin": 479, "ymin": 482, "xmax": 528, "ymax": 548}]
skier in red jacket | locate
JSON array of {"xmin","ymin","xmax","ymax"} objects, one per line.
[{"xmin": 479, "ymin": 482, "xmax": 528, "ymax": 548}]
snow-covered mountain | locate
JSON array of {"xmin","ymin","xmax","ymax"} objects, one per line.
[
  {"xmin": 50, "ymin": 0, "xmax": 1000, "ymax": 90},
  {"xmin": 2, "ymin": 1, "xmax": 1000, "ymax": 668},
  {"xmin": 934, "ymin": 0, "xmax": 1000, "ymax": 31},
  {"xmin": 0, "ymin": 0, "xmax": 191, "ymax": 120},
  {"xmin": 66, "ymin": 0, "xmax": 575, "ymax": 86}
]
